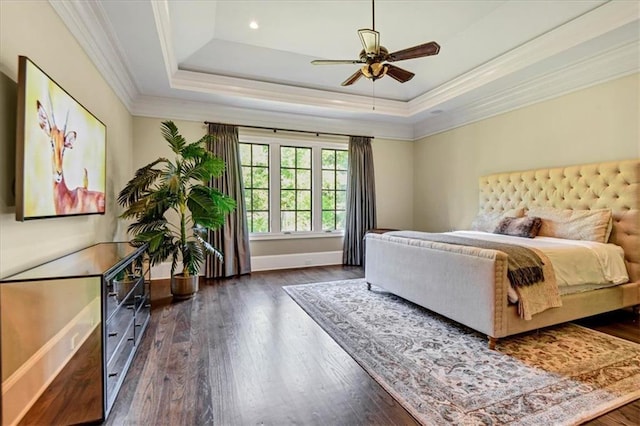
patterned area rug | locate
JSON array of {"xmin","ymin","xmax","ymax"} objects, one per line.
[{"xmin": 284, "ymin": 279, "xmax": 640, "ymax": 425}]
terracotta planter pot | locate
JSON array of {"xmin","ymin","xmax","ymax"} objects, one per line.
[{"xmin": 171, "ymin": 273, "xmax": 199, "ymax": 300}]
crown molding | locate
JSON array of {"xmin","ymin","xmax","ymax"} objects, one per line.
[
  {"xmin": 149, "ymin": 0, "xmax": 177, "ymax": 82},
  {"xmin": 413, "ymin": 41, "xmax": 640, "ymax": 140},
  {"xmin": 49, "ymin": 0, "xmax": 138, "ymax": 111},
  {"xmin": 407, "ymin": 0, "xmax": 639, "ymax": 116},
  {"xmin": 171, "ymin": 69, "xmax": 410, "ymax": 117},
  {"xmin": 130, "ymin": 95, "xmax": 414, "ymax": 140}
]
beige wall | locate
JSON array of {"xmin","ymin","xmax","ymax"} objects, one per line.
[
  {"xmin": 373, "ymin": 137, "xmax": 414, "ymax": 230},
  {"xmin": 413, "ymin": 73, "xmax": 640, "ymax": 233},
  {"xmin": 0, "ymin": 1, "xmax": 133, "ymax": 277},
  {"xmin": 132, "ymin": 117, "xmax": 414, "ymax": 257}
]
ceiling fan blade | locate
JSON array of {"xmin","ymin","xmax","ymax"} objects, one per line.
[
  {"xmin": 358, "ymin": 29, "xmax": 380, "ymax": 56},
  {"xmin": 311, "ymin": 59, "xmax": 364, "ymax": 65},
  {"xmin": 341, "ymin": 69, "xmax": 364, "ymax": 86},
  {"xmin": 385, "ymin": 64, "xmax": 415, "ymax": 83},
  {"xmin": 387, "ymin": 41, "xmax": 440, "ymax": 62}
]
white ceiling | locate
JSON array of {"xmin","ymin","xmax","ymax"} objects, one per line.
[{"xmin": 51, "ymin": 0, "xmax": 639, "ymax": 140}]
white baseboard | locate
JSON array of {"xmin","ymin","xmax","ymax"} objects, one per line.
[
  {"xmin": 150, "ymin": 263, "xmax": 204, "ymax": 280},
  {"xmin": 251, "ymin": 251, "xmax": 343, "ymax": 272},
  {"xmin": 150, "ymin": 251, "xmax": 343, "ymax": 278},
  {"xmin": 2, "ymin": 297, "xmax": 101, "ymax": 426}
]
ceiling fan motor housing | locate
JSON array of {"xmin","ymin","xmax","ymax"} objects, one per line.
[{"xmin": 359, "ymin": 46, "xmax": 389, "ymax": 63}]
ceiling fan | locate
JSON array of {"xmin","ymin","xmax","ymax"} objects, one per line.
[{"xmin": 311, "ymin": 0, "xmax": 440, "ymax": 86}]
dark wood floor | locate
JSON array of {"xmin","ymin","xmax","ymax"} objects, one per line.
[{"xmin": 106, "ymin": 266, "xmax": 639, "ymax": 425}]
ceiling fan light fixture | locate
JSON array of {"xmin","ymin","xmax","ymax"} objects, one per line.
[
  {"xmin": 361, "ymin": 63, "xmax": 388, "ymax": 81},
  {"xmin": 361, "ymin": 65, "xmax": 372, "ymax": 79}
]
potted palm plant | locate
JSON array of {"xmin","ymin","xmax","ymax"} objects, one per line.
[{"xmin": 118, "ymin": 121, "xmax": 235, "ymax": 299}]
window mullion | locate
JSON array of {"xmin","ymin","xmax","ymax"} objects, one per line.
[
  {"xmin": 312, "ymin": 146, "xmax": 322, "ymax": 233},
  {"xmin": 270, "ymin": 142, "xmax": 281, "ymax": 234}
]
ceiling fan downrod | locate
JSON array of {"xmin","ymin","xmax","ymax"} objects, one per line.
[{"xmin": 371, "ymin": 0, "xmax": 375, "ymax": 31}]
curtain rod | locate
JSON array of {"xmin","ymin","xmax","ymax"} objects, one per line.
[{"xmin": 204, "ymin": 121, "xmax": 373, "ymax": 140}]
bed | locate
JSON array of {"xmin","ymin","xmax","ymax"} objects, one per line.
[{"xmin": 364, "ymin": 159, "xmax": 640, "ymax": 348}]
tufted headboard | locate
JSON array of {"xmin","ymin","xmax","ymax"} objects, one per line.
[{"xmin": 478, "ymin": 159, "xmax": 640, "ymax": 282}]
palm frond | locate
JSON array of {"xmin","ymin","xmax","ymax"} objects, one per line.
[
  {"xmin": 181, "ymin": 142, "xmax": 208, "ymax": 161},
  {"xmin": 127, "ymin": 218, "xmax": 169, "ymax": 236},
  {"xmin": 187, "ymin": 185, "xmax": 235, "ymax": 229},
  {"xmin": 121, "ymin": 189, "xmax": 175, "ymax": 220},
  {"xmin": 201, "ymin": 155, "xmax": 227, "ymax": 180},
  {"xmin": 210, "ymin": 188, "xmax": 237, "ymax": 220},
  {"xmin": 197, "ymin": 133, "xmax": 215, "ymax": 149},
  {"xmin": 181, "ymin": 154, "xmax": 225, "ymax": 183},
  {"xmin": 180, "ymin": 158, "xmax": 204, "ymax": 183},
  {"xmin": 161, "ymin": 121, "xmax": 187, "ymax": 155},
  {"xmin": 120, "ymin": 196, "xmax": 152, "ymax": 219},
  {"xmin": 148, "ymin": 188, "xmax": 178, "ymax": 212},
  {"xmin": 181, "ymin": 241, "xmax": 205, "ymax": 276},
  {"xmin": 133, "ymin": 230, "xmax": 175, "ymax": 266},
  {"xmin": 161, "ymin": 160, "xmax": 178, "ymax": 182},
  {"xmin": 170, "ymin": 246, "xmax": 180, "ymax": 277},
  {"xmin": 132, "ymin": 229, "xmax": 167, "ymax": 252},
  {"xmin": 117, "ymin": 158, "xmax": 168, "ymax": 207}
]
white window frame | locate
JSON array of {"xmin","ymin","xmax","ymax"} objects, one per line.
[{"xmin": 240, "ymin": 133, "xmax": 347, "ymax": 241}]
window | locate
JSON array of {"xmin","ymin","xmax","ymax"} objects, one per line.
[
  {"xmin": 321, "ymin": 149, "xmax": 348, "ymax": 231},
  {"xmin": 280, "ymin": 146, "xmax": 312, "ymax": 232},
  {"xmin": 239, "ymin": 137, "xmax": 348, "ymax": 237},
  {"xmin": 239, "ymin": 143, "xmax": 269, "ymax": 233}
]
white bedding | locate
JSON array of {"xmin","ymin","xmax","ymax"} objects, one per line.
[
  {"xmin": 449, "ymin": 231, "xmax": 629, "ymax": 285},
  {"xmin": 445, "ymin": 231, "xmax": 629, "ymax": 302}
]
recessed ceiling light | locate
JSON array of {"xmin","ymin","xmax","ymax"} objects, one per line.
[{"xmin": 249, "ymin": 21, "xmax": 259, "ymax": 30}]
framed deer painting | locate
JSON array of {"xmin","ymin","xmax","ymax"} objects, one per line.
[{"xmin": 15, "ymin": 56, "xmax": 106, "ymax": 221}]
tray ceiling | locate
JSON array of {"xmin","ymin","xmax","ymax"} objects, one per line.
[{"xmin": 51, "ymin": 0, "xmax": 639, "ymax": 139}]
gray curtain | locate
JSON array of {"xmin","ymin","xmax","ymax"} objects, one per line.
[
  {"xmin": 206, "ymin": 123, "xmax": 251, "ymax": 278},
  {"xmin": 343, "ymin": 136, "xmax": 377, "ymax": 266}
]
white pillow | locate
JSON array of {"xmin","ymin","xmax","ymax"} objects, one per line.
[
  {"xmin": 526, "ymin": 207, "xmax": 613, "ymax": 243},
  {"xmin": 470, "ymin": 208, "xmax": 524, "ymax": 233}
]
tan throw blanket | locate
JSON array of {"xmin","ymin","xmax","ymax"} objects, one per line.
[
  {"xmin": 387, "ymin": 231, "xmax": 562, "ymax": 319},
  {"xmin": 514, "ymin": 247, "xmax": 562, "ymax": 319}
]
